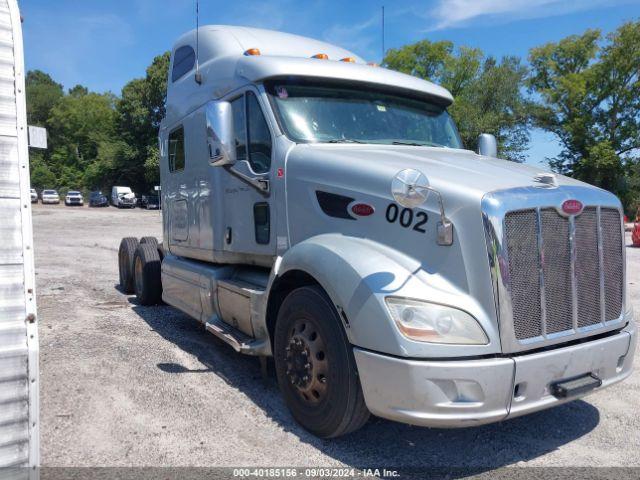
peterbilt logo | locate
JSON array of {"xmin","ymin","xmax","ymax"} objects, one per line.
[{"xmin": 561, "ymin": 199, "xmax": 584, "ymax": 216}]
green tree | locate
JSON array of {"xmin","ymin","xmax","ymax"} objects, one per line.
[
  {"xmin": 116, "ymin": 52, "xmax": 169, "ymax": 192},
  {"xmin": 25, "ymin": 70, "xmax": 63, "ymax": 126},
  {"xmin": 68, "ymin": 84, "xmax": 89, "ymax": 97},
  {"xmin": 29, "ymin": 151, "xmax": 56, "ymax": 189},
  {"xmin": 384, "ymin": 40, "xmax": 531, "ymax": 161},
  {"xmin": 528, "ymin": 21, "xmax": 640, "ymax": 202},
  {"xmin": 46, "ymin": 92, "xmax": 117, "ymax": 176}
]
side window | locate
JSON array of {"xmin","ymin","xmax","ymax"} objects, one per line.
[
  {"xmin": 168, "ymin": 127, "xmax": 185, "ymax": 172},
  {"xmin": 231, "ymin": 96, "xmax": 247, "ymax": 161},
  {"xmin": 172, "ymin": 46, "xmax": 195, "ymax": 82},
  {"xmin": 247, "ymin": 92, "xmax": 272, "ymax": 173}
]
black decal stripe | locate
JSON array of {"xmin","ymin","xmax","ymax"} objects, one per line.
[{"xmin": 316, "ymin": 191, "xmax": 356, "ymax": 220}]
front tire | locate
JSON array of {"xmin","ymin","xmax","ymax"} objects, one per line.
[
  {"xmin": 274, "ymin": 286, "xmax": 369, "ymax": 438},
  {"xmin": 133, "ymin": 243, "xmax": 162, "ymax": 305}
]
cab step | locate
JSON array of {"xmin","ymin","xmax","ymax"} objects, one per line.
[{"xmin": 205, "ymin": 315, "xmax": 267, "ymax": 355}]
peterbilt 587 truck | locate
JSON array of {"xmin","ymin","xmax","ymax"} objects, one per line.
[{"xmin": 118, "ymin": 25, "xmax": 636, "ymax": 438}]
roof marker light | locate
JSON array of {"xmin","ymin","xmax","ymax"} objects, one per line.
[
  {"xmin": 312, "ymin": 53, "xmax": 329, "ymax": 59},
  {"xmin": 341, "ymin": 57, "xmax": 356, "ymax": 63},
  {"xmin": 244, "ymin": 48, "xmax": 261, "ymax": 56}
]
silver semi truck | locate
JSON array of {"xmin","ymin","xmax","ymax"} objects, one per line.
[{"xmin": 118, "ymin": 25, "xmax": 636, "ymax": 438}]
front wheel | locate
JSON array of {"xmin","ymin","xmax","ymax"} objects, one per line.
[{"xmin": 274, "ymin": 286, "xmax": 369, "ymax": 438}]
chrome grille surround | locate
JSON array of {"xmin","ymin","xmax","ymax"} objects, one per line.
[{"xmin": 482, "ymin": 186, "xmax": 626, "ymax": 354}]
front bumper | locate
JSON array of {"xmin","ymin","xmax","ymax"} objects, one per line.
[{"xmin": 354, "ymin": 316, "xmax": 636, "ymax": 428}]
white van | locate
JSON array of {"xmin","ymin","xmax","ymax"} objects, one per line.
[{"xmin": 111, "ymin": 186, "xmax": 136, "ymax": 208}]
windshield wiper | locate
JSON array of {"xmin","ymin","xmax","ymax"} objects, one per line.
[
  {"xmin": 391, "ymin": 140, "xmax": 444, "ymax": 147},
  {"xmin": 326, "ymin": 138, "xmax": 367, "ymax": 144}
]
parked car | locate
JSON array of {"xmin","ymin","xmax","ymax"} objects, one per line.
[
  {"xmin": 89, "ymin": 191, "xmax": 108, "ymax": 207},
  {"xmin": 41, "ymin": 189, "xmax": 59, "ymax": 204},
  {"xmin": 30, "ymin": 188, "xmax": 37, "ymax": 203},
  {"xmin": 64, "ymin": 190, "xmax": 84, "ymax": 206},
  {"xmin": 111, "ymin": 186, "xmax": 136, "ymax": 208},
  {"xmin": 139, "ymin": 193, "xmax": 160, "ymax": 210}
]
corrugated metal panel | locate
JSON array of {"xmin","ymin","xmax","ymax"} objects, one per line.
[
  {"xmin": 0, "ymin": 138, "xmax": 19, "ymax": 197},
  {"xmin": 0, "ymin": 0, "xmax": 39, "ymax": 471}
]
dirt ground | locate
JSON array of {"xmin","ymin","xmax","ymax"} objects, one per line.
[{"xmin": 33, "ymin": 203, "xmax": 639, "ymax": 473}]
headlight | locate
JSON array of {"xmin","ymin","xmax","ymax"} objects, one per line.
[{"xmin": 385, "ymin": 297, "xmax": 488, "ymax": 345}]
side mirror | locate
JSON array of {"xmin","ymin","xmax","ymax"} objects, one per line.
[
  {"xmin": 206, "ymin": 101, "xmax": 236, "ymax": 167},
  {"xmin": 477, "ymin": 133, "xmax": 497, "ymax": 158}
]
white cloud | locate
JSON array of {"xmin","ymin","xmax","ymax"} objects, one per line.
[
  {"xmin": 428, "ymin": 0, "xmax": 631, "ymax": 30},
  {"xmin": 322, "ymin": 14, "xmax": 381, "ymax": 59},
  {"xmin": 322, "ymin": 8, "xmax": 413, "ymax": 61}
]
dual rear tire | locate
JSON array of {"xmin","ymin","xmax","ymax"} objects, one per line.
[
  {"xmin": 118, "ymin": 236, "xmax": 162, "ymax": 305},
  {"xmin": 133, "ymin": 243, "xmax": 162, "ymax": 305}
]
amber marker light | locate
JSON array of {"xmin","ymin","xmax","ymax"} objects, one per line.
[
  {"xmin": 244, "ymin": 48, "xmax": 261, "ymax": 56},
  {"xmin": 312, "ymin": 53, "xmax": 329, "ymax": 59},
  {"xmin": 341, "ymin": 57, "xmax": 356, "ymax": 63}
]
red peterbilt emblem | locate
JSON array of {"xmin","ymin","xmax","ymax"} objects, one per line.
[
  {"xmin": 351, "ymin": 203, "xmax": 375, "ymax": 216},
  {"xmin": 561, "ymin": 199, "xmax": 583, "ymax": 215}
]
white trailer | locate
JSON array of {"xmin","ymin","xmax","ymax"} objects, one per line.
[{"xmin": 0, "ymin": 0, "xmax": 40, "ymax": 471}]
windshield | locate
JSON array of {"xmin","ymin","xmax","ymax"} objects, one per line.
[
  {"xmin": 43, "ymin": 190, "xmax": 56, "ymax": 195},
  {"xmin": 68, "ymin": 191, "xmax": 80, "ymax": 195},
  {"xmin": 266, "ymin": 80, "xmax": 462, "ymax": 148}
]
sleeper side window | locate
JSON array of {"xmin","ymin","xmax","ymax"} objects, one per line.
[
  {"xmin": 231, "ymin": 96, "xmax": 247, "ymax": 161},
  {"xmin": 168, "ymin": 127, "xmax": 185, "ymax": 172},
  {"xmin": 172, "ymin": 46, "xmax": 196, "ymax": 82},
  {"xmin": 247, "ymin": 92, "xmax": 272, "ymax": 174}
]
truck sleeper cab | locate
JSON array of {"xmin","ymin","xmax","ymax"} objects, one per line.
[{"xmin": 118, "ymin": 25, "xmax": 636, "ymax": 438}]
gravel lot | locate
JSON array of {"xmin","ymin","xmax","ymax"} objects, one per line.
[{"xmin": 34, "ymin": 203, "xmax": 639, "ymax": 473}]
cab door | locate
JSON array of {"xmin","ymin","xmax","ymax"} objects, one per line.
[{"xmin": 219, "ymin": 89, "xmax": 276, "ymax": 259}]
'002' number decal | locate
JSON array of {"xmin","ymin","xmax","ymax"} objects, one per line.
[{"xmin": 385, "ymin": 203, "xmax": 428, "ymax": 233}]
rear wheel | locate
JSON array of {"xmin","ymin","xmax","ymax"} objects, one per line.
[
  {"xmin": 139, "ymin": 236, "xmax": 158, "ymax": 248},
  {"xmin": 118, "ymin": 237, "xmax": 139, "ymax": 293},
  {"xmin": 274, "ymin": 285, "xmax": 369, "ymax": 438},
  {"xmin": 133, "ymin": 243, "xmax": 162, "ymax": 305}
]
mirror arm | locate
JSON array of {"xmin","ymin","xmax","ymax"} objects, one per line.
[{"xmin": 226, "ymin": 164, "xmax": 270, "ymax": 195}]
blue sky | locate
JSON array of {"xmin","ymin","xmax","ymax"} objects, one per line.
[{"xmin": 20, "ymin": 0, "xmax": 640, "ymax": 167}]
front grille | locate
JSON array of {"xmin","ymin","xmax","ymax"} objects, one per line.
[
  {"xmin": 504, "ymin": 206, "xmax": 623, "ymax": 341},
  {"xmin": 601, "ymin": 208, "xmax": 624, "ymax": 320}
]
